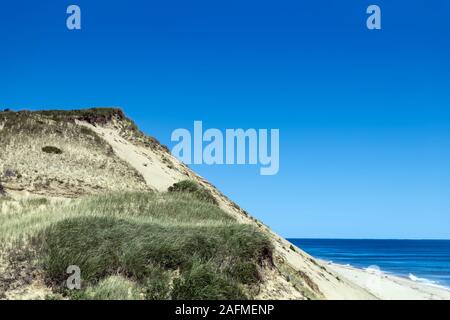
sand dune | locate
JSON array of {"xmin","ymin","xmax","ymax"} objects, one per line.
[{"xmin": 2, "ymin": 109, "xmax": 446, "ymax": 300}]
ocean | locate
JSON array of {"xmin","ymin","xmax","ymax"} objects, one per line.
[{"xmin": 287, "ymin": 239, "xmax": 450, "ymax": 290}]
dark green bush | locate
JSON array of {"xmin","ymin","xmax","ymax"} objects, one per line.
[
  {"xmin": 42, "ymin": 146, "xmax": 63, "ymax": 154},
  {"xmin": 228, "ymin": 261, "xmax": 261, "ymax": 284},
  {"xmin": 168, "ymin": 180, "xmax": 217, "ymax": 205},
  {"xmin": 142, "ymin": 266, "xmax": 171, "ymax": 300},
  {"xmin": 172, "ymin": 261, "xmax": 247, "ymax": 300}
]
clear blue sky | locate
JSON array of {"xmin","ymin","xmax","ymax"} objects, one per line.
[{"xmin": 1, "ymin": 1, "xmax": 449, "ymax": 239}]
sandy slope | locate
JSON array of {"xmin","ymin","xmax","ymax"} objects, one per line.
[
  {"xmin": 78, "ymin": 122, "xmax": 186, "ymax": 191},
  {"xmin": 77, "ymin": 121, "xmax": 376, "ymax": 299}
]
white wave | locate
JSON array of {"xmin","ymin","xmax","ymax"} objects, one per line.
[
  {"xmin": 365, "ymin": 266, "xmax": 382, "ymax": 274},
  {"xmin": 408, "ymin": 273, "xmax": 450, "ymax": 291},
  {"xmin": 409, "ymin": 273, "xmax": 437, "ymax": 284}
]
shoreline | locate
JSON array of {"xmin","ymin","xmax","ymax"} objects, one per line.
[{"xmin": 324, "ymin": 260, "xmax": 450, "ymax": 300}]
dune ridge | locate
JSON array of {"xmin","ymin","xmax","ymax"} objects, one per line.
[{"xmin": 1, "ymin": 108, "xmax": 447, "ymax": 300}]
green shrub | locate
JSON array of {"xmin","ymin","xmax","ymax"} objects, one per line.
[
  {"xmin": 168, "ymin": 180, "xmax": 217, "ymax": 205},
  {"xmin": 141, "ymin": 266, "xmax": 171, "ymax": 300},
  {"xmin": 228, "ymin": 261, "xmax": 260, "ymax": 284},
  {"xmin": 42, "ymin": 146, "xmax": 63, "ymax": 154},
  {"xmin": 27, "ymin": 198, "xmax": 49, "ymax": 206},
  {"xmin": 172, "ymin": 261, "xmax": 247, "ymax": 300},
  {"xmin": 80, "ymin": 126, "xmax": 96, "ymax": 136},
  {"xmin": 79, "ymin": 126, "xmax": 105, "ymax": 145}
]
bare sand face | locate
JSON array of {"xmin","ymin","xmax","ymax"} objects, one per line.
[{"xmin": 77, "ymin": 121, "xmax": 186, "ymax": 191}]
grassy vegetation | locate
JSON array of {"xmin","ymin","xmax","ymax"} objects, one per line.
[
  {"xmin": 0, "ymin": 108, "xmax": 165, "ymax": 151},
  {"xmin": 168, "ymin": 180, "xmax": 218, "ymax": 205},
  {"xmin": 42, "ymin": 146, "xmax": 63, "ymax": 154},
  {"xmin": 74, "ymin": 276, "xmax": 143, "ymax": 300},
  {"xmin": 0, "ymin": 109, "xmax": 111, "ymax": 148},
  {"xmin": 0, "ymin": 189, "xmax": 273, "ymax": 300},
  {"xmin": 0, "ymin": 108, "xmax": 125, "ymax": 125},
  {"xmin": 172, "ymin": 261, "xmax": 246, "ymax": 299}
]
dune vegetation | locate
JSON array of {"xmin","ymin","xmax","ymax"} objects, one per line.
[
  {"xmin": 0, "ymin": 182, "xmax": 273, "ymax": 300},
  {"xmin": 1, "ymin": 109, "xmax": 321, "ymax": 301}
]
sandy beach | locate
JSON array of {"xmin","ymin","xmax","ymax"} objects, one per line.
[{"xmin": 327, "ymin": 262, "xmax": 450, "ymax": 300}]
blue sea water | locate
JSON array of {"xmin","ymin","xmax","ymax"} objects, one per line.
[{"xmin": 287, "ymin": 239, "xmax": 450, "ymax": 289}]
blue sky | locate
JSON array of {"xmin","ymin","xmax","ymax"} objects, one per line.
[{"xmin": 1, "ymin": 1, "xmax": 449, "ymax": 239}]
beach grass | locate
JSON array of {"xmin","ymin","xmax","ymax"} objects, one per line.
[{"xmin": 0, "ymin": 185, "xmax": 273, "ymax": 300}]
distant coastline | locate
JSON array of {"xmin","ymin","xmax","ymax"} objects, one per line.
[
  {"xmin": 326, "ymin": 262, "xmax": 450, "ymax": 300},
  {"xmin": 288, "ymin": 238, "xmax": 450, "ymax": 299}
]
